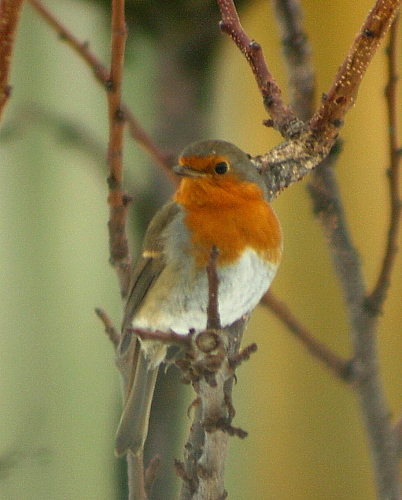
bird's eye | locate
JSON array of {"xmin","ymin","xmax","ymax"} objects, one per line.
[{"xmin": 214, "ymin": 162, "xmax": 229, "ymax": 174}]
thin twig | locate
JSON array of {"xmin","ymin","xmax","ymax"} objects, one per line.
[
  {"xmin": 262, "ymin": 291, "xmax": 353, "ymax": 381},
  {"xmin": 0, "ymin": 0, "xmax": 24, "ymax": 122},
  {"xmin": 106, "ymin": 3, "xmax": 144, "ymax": 499},
  {"xmin": 206, "ymin": 246, "xmax": 221, "ymax": 330},
  {"xmin": 366, "ymin": 14, "xmax": 401, "ymax": 314},
  {"xmin": 217, "ymin": 0, "xmax": 300, "ymax": 139},
  {"xmin": 179, "ymin": 250, "xmax": 247, "ymax": 500},
  {"xmin": 131, "ymin": 327, "xmax": 191, "ymax": 348},
  {"xmin": 228, "ymin": 342, "xmax": 257, "ymax": 370},
  {"xmin": 95, "ymin": 307, "xmax": 120, "ymax": 346},
  {"xmin": 225, "ymin": 1, "xmax": 402, "ymax": 497},
  {"xmin": 27, "ymin": 0, "xmax": 172, "ymax": 172}
]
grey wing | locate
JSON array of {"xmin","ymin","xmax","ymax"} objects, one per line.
[
  {"xmin": 121, "ymin": 255, "xmax": 165, "ymax": 333},
  {"xmin": 115, "ymin": 201, "xmax": 180, "ymax": 456},
  {"xmin": 121, "ymin": 200, "xmax": 181, "ymax": 332}
]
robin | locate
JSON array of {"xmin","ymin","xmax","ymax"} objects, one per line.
[{"xmin": 115, "ymin": 139, "xmax": 283, "ymax": 457}]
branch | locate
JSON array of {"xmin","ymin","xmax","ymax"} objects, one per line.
[
  {"xmin": 217, "ymin": 0, "xmax": 301, "ymax": 139},
  {"xmin": 0, "ymin": 0, "xmax": 24, "ymax": 123},
  {"xmin": 271, "ymin": 0, "xmax": 315, "ymax": 120},
  {"xmin": 131, "ymin": 328, "xmax": 192, "ymax": 349},
  {"xmin": 310, "ymin": 0, "xmax": 401, "ymax": 140},
  {"xmin": 262, "ymin": 291, "xmax": 353, "ymax": 381},
  {"xmin": 306, "ymin": 142, "xmax": 401, "ymax": 499},
  {"xmin": 228, "ymin": 2, "xmax": 402, "ymax": 497},
  {"xmin": 206, "ymin": 246, "xmax": 221, "ymax": 330},
  {"xmin": 27, "ymin": 0, "xmax": 173, "ymax": 173},
  {"xmin": 95, "ymin": 307, "xmax": 120, "ymax": 347},
  {"xmin": 104, "ymin": 4, "xmax": 148, "ymax": 498},
  {"xmin": 177, "ymin": 320, "xmax": 249, "ymax": 500},
  {"xmin": 105, "ymin": 0, "xmax": 132, "ymax": 299},
  {"xmin": 395, "ymin": 414, "xmax": 402, "ymax": 458},
  {"xmin": 304, "ymin": 11, "xmax": 401, "ymax": 498},
  {"xmin": 220, "ymin": 0, "xmax": 401, "ymax": 201},
  {"xmin": 365, "ymin": 14, "xmax": 401, "ymax": 314}
]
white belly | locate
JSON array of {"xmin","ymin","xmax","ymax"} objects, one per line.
[{"xmin": 133, "ymin": 248, "xmax": 278, "ymax": 335}]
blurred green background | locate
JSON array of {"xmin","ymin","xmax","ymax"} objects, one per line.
[{"xmin": 0, "ymin": 1, "xmax": 401, "ymax": 499}]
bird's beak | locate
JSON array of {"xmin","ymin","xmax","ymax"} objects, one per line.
[{"xmin": 173, "ymin": 164, "xmax": 206, "ymax": 178}]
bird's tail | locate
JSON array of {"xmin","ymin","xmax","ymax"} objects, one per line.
[{"xmin": 115, "ymin": 343, "xmax": 160, "ymax": 457}]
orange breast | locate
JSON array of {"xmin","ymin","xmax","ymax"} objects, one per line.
[{"xmin": 174, "ymin": 177, "xmax": 282, "ymax": 268}]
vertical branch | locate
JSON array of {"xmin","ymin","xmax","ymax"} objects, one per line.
[
  {"xmin": 307, "ymin": 138, "xmax": 401, "ymax": 500},
  {"xmin": 306, "ymin": 19, "xmax": 401, "ymax": 500},
  {"xmin": 178, "ymin": 317, "xmax": 248, "ymax": 500},
  {"xmin": 106, "ymin": 0, "xmax": 132, "ymax": 299},
  {"xmin": 271, "ymin": 0, "xmax": 315, "ymax": 120},
  {"xmin": 105, "ymin": 2, "xmax": 143, "ymax": 498},
  {"xmin": 0, "ymin": 0, "xmax": 24, "ymax": 122},
  {"xmin": 366, "ymin": 14, "xmax": 401, "ymax": 313},
  {"xmin": 206, "ymin": 246, "xmax": 221, "ymax": 330}
]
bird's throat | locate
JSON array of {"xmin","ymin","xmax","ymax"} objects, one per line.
[{"xmin": 174, "ymin": 178, "xmax": 283, "ymax": 268}]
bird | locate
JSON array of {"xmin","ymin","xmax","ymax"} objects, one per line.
[{"xmin": 115, "ymin": 139, "xmax": 283, "ymax": 457}]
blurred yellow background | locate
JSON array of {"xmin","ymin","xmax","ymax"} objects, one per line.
[{"xmin": 0, "ymin": 1, "xmax": 400, "ymax": 499}]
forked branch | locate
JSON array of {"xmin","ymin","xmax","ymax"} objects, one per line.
[{"xmin": 218, "ymin": 0, "xmax": 401, "ymax": 201}]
